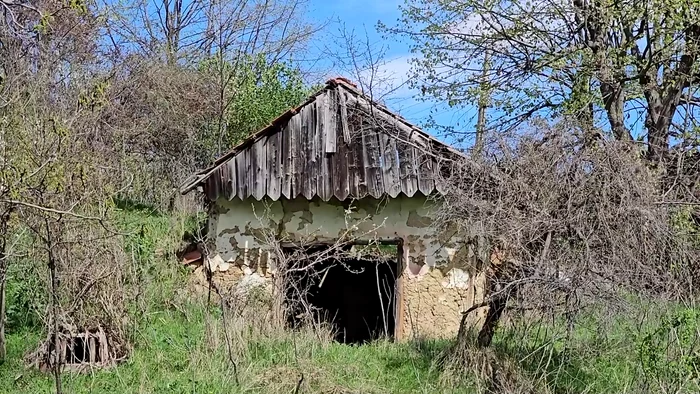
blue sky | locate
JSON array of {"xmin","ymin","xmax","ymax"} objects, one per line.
[
  {"xmin": 300, "ymin": 1, "xmax": 689, "ymax": 148},
  {"xmin": 303, "ymin": 0, "xmax": 477, "ymax": 146}
]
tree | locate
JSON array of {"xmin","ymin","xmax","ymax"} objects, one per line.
[
  {"xmin": 96, "ymin": 0, "xmax": 318, "ymax": 208},
  {"xmin": 387, "ymin": 0, "xmax": 700, "ymax": 165},
  {"xmin": 436, "ymin": 123, "xmax": 698, "ymax": 355},
  {"xmin": 0, "ymin": 0, "xmax": 125, "ymax": 380},
  {"xmin": 197, "ymin": 54, "xmax": 312, "ymax": 163},
  {"xmin": 384, "ymin": 1, "xmax": 700, "ymax": 364},
  {"xmin": 102, "ymin": 0, "xmax": 315, "ymax": 66}
]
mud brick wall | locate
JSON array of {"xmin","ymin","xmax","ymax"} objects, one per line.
[{"xmin": 205, "ymin": 195, "xmax": 486, "ymax": 338}]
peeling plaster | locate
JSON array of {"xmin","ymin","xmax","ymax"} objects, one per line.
[
  {"xmin": 208, "ymin": 254, "xmax": 224, "ymax": 271},
  {"xmin": 441, "ymin": 268, "xmax": 470, "ymax": 289},
  {"xmin": 209, "ymin": 196, "xmax": 463, "ymax": 270},
  {"xmin": 406, "ymin": 260, "xmax": 431, "ymax": 278},
  {"xmin": 205, "ymin": 195, "xmax": 486, "ymax": 339},
  {"xmin": 407, "ymin": 210, "xmax": 433, "ymax": 228},
  {"xmin": 219, "ymin": 226, "xmax": 240, "ymax": 237}
]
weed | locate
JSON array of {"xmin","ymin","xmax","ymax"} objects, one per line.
[{"xmin": 2, "ymin": 207, "xmax": 699, "ymax": 394}]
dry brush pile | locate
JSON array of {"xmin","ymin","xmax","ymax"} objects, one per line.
[{"xmin": 433, "ymin": 122, "xmax": 700, "ymax": 389}]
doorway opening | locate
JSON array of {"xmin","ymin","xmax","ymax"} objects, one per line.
[{"xmin": 284, "ymin": 240, "xmax": 401, "ymax": 344}]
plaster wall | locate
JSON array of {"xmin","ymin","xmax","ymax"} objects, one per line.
[{"xmin": 206, "ymin": 196, "xmax": 486, "ymax": 339}]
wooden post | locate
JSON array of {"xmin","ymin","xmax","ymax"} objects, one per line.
[
  {"xmin": 89, "ymin": 334, "xmax": 96, "ymax": 364},
  {"xmin": 98, "ymin": 327, "xmax": 109, "ymax": 364},
  {"xmin": 394, "ymin": 239, "xmax": 405, "ymax": 341}
]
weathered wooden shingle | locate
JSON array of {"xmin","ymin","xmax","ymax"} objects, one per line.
[{"xmin": 181, "ymin": 79, "xmax": 462, "ymax": 201}]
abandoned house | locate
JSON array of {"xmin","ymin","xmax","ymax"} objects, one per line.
[{"xmin": 181, "ymin": 78, "xmax": 486, "ymax": 343}]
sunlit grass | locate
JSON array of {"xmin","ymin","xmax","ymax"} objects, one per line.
[{"xmin": 1, "ymin": 206, "xmax": 698, "ymax": 394}]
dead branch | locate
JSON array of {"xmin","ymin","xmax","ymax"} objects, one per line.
[
  {"xmin": 219, "ymin": 295, "xmax": 239, "ymax": 385},
  {"xmin": 440, "ymin": 120, "xmax": 700, "ymax": 348}
]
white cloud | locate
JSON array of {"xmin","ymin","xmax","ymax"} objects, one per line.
[{"xmin": 355, "ymin": 55, "xmax": 416, "ymax": 101}]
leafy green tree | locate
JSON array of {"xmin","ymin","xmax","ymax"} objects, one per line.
[
  {"xmin": 0, "ymin": 0, "xmax": 120, "ymax": 378},
  {"xmin": 387, "ymin": 0, "xmax": 700, "ymax": 164},
  {"xmin": 197, "ymin": 54, "xmax": 311, "ymax": 163}
]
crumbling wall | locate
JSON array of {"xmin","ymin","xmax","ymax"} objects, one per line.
[
  {"xmin": 205, "ymin": 195, "xmax": 486, "ymax": 338},
  {"xmin": 400, "ymin": 260, "xmax": 487, "ymax": 339}
]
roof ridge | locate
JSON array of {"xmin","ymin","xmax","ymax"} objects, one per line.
[{"xmin": 180, "ymin": 77, "xmax": 461, "ymax": 195}]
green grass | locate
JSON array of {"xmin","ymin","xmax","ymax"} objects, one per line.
[
  {"xmin": 0, "ymin": 204, "xmax": 465, "ymax": 393},
  {"xmin": 487, "ymin": 304, "xmax": 700, "ymax": 394},
  {"xmin": 1, "ymin": 204, "xmax": 698, "ymax": 393},
  {"xmin": 2, "ymin": 301, "xmax": 698, "ymax": 394},
  {"xmin": 6, "ymin": 292, "xmax": 697, "ymax": 394},
  {"xmin": 0, "ymin": 303, "xmax": 463, "ymax": 394}
]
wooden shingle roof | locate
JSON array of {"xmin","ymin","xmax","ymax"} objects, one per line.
[{"xmin": 181, "ymin": 78, "xmax": 461, "ymax": 201}]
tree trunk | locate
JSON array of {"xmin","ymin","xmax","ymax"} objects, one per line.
[
  {"xmin": 0, "ymin": 270, "xmax": 6, "ymax": 364},
  {"xmin": 644, "ymin": 92, "xmax": 671, "ymax": 166},
  {"xmin": 474, "ymin": 51, "xmax": 490, "ymax": 156},
  {"xmin": 453, "ymin": 285, "xmax": 507, "ymax": 349},
  {"xmin": 45, "ymin": 218, "xmax": 62, "ymax": 394},
  {"xmin": 642, "ymin": 25, "xmax": 699, "ymax": 167},
  {"xmin": 600, "ymin": 79, "xmax": 632, "ymax": 142},
  {"xmin": 477, "ymin": 292, "xmax": 506, "ymax": 347},
  {"xmin": 646, "ymin": 123, "xmax": 669, "ymax": 165},
  {"xmin": 455, "ymin": 252, "xmax": 509, "ymax": 349},
  {"xmin": 0, "ymin": 210, "xmax": 10, "ymax": 364}
]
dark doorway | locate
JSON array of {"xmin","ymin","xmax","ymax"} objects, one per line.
[{"xmin": 285, "ymin": 243, "xmax": 398, "ymax": 344}]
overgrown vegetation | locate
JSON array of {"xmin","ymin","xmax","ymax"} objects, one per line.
[
  {"xmin": 2, "ymin": 207, "xmax": 698, "ymax": 394},
  {"xmin": 0, "ymin": 0, "xmax": 315, "ymax": 384},
  {"xmin": 1, "ymin": 0, "xmax": 700, "ymax": 393},
  {"xmin": 1, "ymin": 207, "xmax": 457, "ymax": 393}
]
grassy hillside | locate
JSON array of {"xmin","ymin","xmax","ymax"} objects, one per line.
[
  {"xmin": 1, "ymin": 309, "xmax": 460, "ymax": 393},
  {"xmin": 1, "ymin": 206, "xmax": 698, "ymax": 394},
  {"xmin": 0, "ymin": 206, "xmax": 464, "ymax": 393}
]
